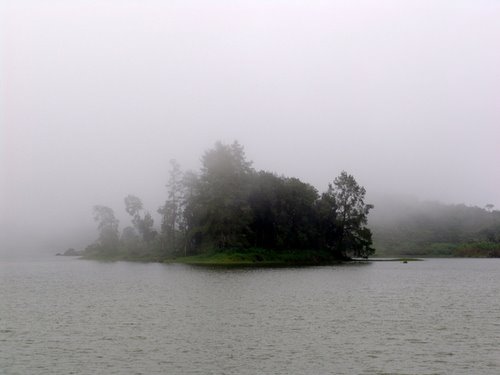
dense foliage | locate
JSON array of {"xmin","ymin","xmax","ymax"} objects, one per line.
[
  {"xmin": 371, "ymin": 199, "xmax": 500, "ymax": 257},
  {"xmin": 84, "ymin": 141, "xmax": 375, "ymax": 262}
]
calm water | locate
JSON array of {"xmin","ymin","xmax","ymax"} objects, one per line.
[{"xmin": 1, "ymin": 257, "xmax": 499, "ymax": 374}]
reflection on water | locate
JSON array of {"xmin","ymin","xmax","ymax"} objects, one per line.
[{"xmin": 1, "ymin": 258, "xmax": 499, "ymax": 374}]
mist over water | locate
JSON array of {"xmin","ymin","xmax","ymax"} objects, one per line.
[{"xmin": 2, "ymin": 1, "xmax": 500, "ymax": 255}]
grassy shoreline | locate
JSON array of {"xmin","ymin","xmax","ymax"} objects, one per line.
[
  {"xmin": 164, "ymin": 253, "xmax": 344, "ymax": 267},
  {"xmin": 81, "ymin": 248, "xmax": 347, "ymax": 266},
  {"xmin": 79, "ymin": 248, "xmax": 422, "ymax": 266}
]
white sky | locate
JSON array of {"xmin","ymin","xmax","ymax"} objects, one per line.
[{"xmin": 1, "ymin": 0, "xmax": 499, "ymax": 254}]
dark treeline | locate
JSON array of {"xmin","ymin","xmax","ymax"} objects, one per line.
[
  {"xmin": 84, "ymin": 141, "xmax": 374, "ymax": 262},
  {"xmin": 371, "ymin": 199, "xmax": 500, "ymax": 257}
]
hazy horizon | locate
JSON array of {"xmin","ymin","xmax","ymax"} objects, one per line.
[{"xmin": 2, "ymin": 0, "xmax": 499, "ymax": 255}]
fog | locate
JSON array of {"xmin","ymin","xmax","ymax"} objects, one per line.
[{"xmin": 2, "ymin": 0, "xmax": 499, "ymax": 255}]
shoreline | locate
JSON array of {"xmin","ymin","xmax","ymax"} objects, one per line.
[{"xmin": 77, "ymin": 251, "xmax": 422, "ymax": 266}]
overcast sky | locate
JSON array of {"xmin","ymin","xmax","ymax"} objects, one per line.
[{"xmin": 2, "ymin": 0, "xmax": 499, "ymax": 254}]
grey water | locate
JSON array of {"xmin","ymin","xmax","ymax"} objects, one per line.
[{"xmin": 1, "ymin": 257, "xmax": 499, "ymax": 375}]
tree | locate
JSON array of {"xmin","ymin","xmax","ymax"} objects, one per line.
[
  {"xmin": 120, "ymin": 226, "xmax": 140, "ymax": 253},
  {"xmin": 277, "ymin": 177, "xmax": 319, "ymax": 249},
  {"xmin": 247, "ymin": 171, "xmax": 282, "ymax": 249},
  {"xmin": 320, "ymin": 172, "xmax": 374, "ymax": 258},
  {"xmin": 158, "ymin": 159, "xmax": 184, "ymax": 252},
  {"xmin": 188, "ymin": 141, "xmax": 254, "ymax": 250},
  {"xmin": 124, "ymin": 195, "xmax": 143, "ymax": 217},
  {"xmin": 138, "ymin": 212, "xmax": 156, "ymax": 242},
  {"xmin": 249, "ymin": 173, "xmax": 319, "ymax": 250},
  {"xmin": 181, "ymin": 170, "xmax": 202, "ymax": 254},
  {"xmin": 92, "ymin": 205, "xmax": 120, "ymax": 252},
  {"xmin": 124, "ymin": 194, "xmax": 156, "ymax": 243}
]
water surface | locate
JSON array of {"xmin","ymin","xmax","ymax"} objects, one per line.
[{"xmin": 1, "ymin": 257, "xmax": 499, "ymax": 374}]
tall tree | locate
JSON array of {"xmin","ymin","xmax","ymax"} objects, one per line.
[
  {"xmin": 92, "ymin": 205, "xmax": 120, "ymax": 252},
  {"xmin": 190, "ymin": 141, "xmax": 254, "ymax": 249},
  {"xmin": 124, "ymin": 194, "xmax": 155, "ymax": 243},
  {"xmin": 181, "ymin": 171, "xmax": 202, "ymax": 254},
  {"xmin": 320, "ymin": 172, "xmax": 374, "ymax": 258},
  {"xmin": 159, "ymin": 159, "xmax": 184, "ymax": 252},
  {"xmin": 138, "ymin": 212, "xmax": 156, "ymax": 242}
]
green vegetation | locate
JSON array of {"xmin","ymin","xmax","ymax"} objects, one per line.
[
  {"xmin": 82, "ymin": 141, "xmax": 374, "ymax": 264},
  {"xmin": 371, "ymin": 200, "xmax": 500, "ymax": 257},
  {"xmin": 166, "ymin": 248, "xmax": 343, "ymax": 267}
]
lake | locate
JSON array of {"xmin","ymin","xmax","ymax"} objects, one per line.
[{"xmin": 1, "ymin": 257, "xmax": 499, "ymax": 374}]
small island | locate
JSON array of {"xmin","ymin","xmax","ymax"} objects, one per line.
[
  {"xmin": 75, "ymin": 141, "xmax": 500, "ymax": 264},
  {"xmin": 80, "ymin": 141, "xmax": 375, "ymax": 265}
]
